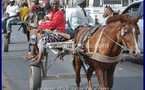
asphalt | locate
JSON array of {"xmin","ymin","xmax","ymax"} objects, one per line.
[{"xmin": 2, "ymin": 73, "xmax": 11, "ymax": 90}]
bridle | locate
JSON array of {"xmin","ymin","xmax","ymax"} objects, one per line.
[{"xmin": 102, "ymin": 23, "xmax": 138, "ymax": 52}]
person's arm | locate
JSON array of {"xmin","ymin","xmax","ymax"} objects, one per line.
[
  {"xmin": 9, "ymin": 12, "xmax": 20, "ymax": 18},
  {"xmin": 5, "ymin": 5, "xmax": 10, "ymax": 17},
  {"xmin": 69, "ymin": 10, "xmax": 81, "ymax": 30},
  {"xmin": 87, "ymin": 14, "xmax": 95, "ymax": 26}
]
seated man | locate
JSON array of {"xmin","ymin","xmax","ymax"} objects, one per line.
[
  {"xmin": 28, "ymin": 0, "xmax": 70, "ymax": 66},
  {"xmin": 19, "ymin": 2, "xmax": 29, "ymax": 21},
  {"xmin": 66, "ymin": 0, "xmax": 95, "ymax": 38},
  {"xmin": 2, "ymin": 0, "xmax": 20, "ymax": 34}
]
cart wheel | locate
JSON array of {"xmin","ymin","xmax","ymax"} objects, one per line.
[
  {"xmin": 2, "ymin": 34, "xmax": 9, "ymax": 52},
  {"xmin": 29, "ymin": 66, "xmax": 42, "ymax": 90}
]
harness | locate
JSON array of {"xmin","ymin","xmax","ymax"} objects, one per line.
[{"xmin": 75, "ymin": 24, "xmax": 130, "ymax": 63}]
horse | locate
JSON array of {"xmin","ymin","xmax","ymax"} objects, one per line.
[
  {"xmin": 103, "ymin": 5, "xmax": 119, "ymax": 19},
  {"xmin": 73, "ymin": 14, "xmax": 140, "ymax": 90}
]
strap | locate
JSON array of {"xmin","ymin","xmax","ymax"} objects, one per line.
[
  {"xmin": 87, "ymin": 50, "xmax": 123, "ymax": 63},
  {"xmin": 93, "ymin": 28, "xmax": 105, "ymax": 54}
]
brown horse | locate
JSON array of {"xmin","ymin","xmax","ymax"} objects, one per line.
[{"xmin": 73, "ymin": 14, "xmax": 140, "ymax": 90}]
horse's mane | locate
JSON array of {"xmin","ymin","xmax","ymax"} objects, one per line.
[{"xmin": 106, "ymin": 14, "xmax": 133, "ymax": 24}]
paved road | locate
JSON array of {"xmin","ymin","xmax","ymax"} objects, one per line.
[{"xmin": 2, "ymin": 25, "xmax": 143, "ymax": 90}]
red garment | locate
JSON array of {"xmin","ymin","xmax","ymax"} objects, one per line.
[
  {"xmin": 30, "ymin": 4, "xmax": 38, "ymax": 13},
  {"xmin": 38, "ymin": 9, "xmax": 66, "ymax": 33}
]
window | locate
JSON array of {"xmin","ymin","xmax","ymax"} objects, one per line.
[
  {"xmin": 123, "ymin": 3, "xmax": 140, "ymax": 13},
  {"xmin": 104, "ymin": 0, "xmax": 121, "ymax": 4}
]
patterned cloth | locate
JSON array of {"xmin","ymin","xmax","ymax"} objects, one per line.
[
  {"xmin": 47, "ymin": 34, "xmax": 66, "ymax": 42},
  {"xmin": 38, "ymin": 34, "xmax": 67, "ymax": 53}
]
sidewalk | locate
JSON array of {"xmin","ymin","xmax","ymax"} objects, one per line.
[{"xmin": 2, "ymin": 73, "xmax": 11, "ymax": 90}]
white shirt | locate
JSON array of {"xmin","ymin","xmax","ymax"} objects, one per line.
[
  {"xmin": 6, "ymin": 4, "xmax": 20, "ymax": 17},
  {"xmin": 67, "ymin": 6, "xmax": 94, "ymax": 30}
]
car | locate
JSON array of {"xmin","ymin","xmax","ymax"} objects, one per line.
[{"xmin": 121, "ymin": 1, "xmax": 143, "ymax": 53}]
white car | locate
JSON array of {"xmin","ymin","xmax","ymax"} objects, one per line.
[{"xmin": 121, "ymin": 1, "xmax": 144, "ymax": 53}]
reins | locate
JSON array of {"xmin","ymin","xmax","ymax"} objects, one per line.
[{"xmin": 102, "ymin": 28, "xmax": 128, "ymax": 51}]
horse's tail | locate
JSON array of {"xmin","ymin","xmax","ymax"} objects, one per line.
[{"xmin": 72, "ymin": 54, "xmax": 87, "ymax": 73}]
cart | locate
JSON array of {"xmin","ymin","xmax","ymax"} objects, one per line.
[{"xmin": 29, "ymin": 40, "xmax": 76, "ymax": 90}]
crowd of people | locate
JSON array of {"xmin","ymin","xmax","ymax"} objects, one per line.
[{"xmin": 2, "ymin": 0, "xmax": 96, "ymax": 66}]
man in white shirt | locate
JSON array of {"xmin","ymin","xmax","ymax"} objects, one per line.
[
  {"xmin": 66, "ymin": 0, "xmax": 94, "ymax": 37},
  {"xmin": 2, "ymin": 0, "xmax": 20, "ymax": 34}
]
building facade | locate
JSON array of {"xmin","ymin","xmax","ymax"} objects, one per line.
[{"xmin": 64, "ymin": 0, "xmax": 137, "ymax": 8}]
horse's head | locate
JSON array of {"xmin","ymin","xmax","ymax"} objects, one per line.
[
  {"xmin": 36, "ymin": 7, "xmax": 46, "ymax": 21},
  {"xmin": 103, "ymin": 6, "xmax": 113, "ymax": 18},
  {"xmin": 118, "ymin": 16, "xmax": 140, "ymax": 57},
  {"xmin": 103, "ymin": 6, "xmax": 119, "ymax": 18}
]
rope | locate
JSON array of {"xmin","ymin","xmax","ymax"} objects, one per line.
[{"xmin": 102, "ymin": 30, "xmax": 128, "ymax": 51}]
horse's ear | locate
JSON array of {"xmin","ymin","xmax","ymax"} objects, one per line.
[
  {"xmin": 105, "ymin": 5, "xmax": 108, "ymax": 8},
  {"xmin": 133, "ymin": 16, "xmax": 140, "ymax": 24}
]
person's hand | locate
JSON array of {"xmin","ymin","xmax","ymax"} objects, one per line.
[
  {"xmin": 44, "ymin": 15, "xmax": 48, "ymax": 20},
  {"xmin": 83, "ymin": 25, "xmax": 89, "ymax": 28},
  {"xmin": 83, "ymin": 25, "xmax": 91, "ymax": 28}
]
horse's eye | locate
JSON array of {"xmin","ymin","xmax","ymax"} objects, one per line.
[{"xmin": 123, "ymin": 32, "xmax": 128, "ymax": 36}]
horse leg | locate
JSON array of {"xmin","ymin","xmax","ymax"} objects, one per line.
[
  {"xmin": 95, "ymin": 67, "xmax": 105, "ymax": 90},
  {"xmin": 106, "ymin": 65, "xmax": 117, "ymax": 90},
  {"xmin": 73, "ymin": 55, "xmax": 82, "ymax": 90},
  {"xmin": 26, "ymin": 31, "xmax": 30, "ymax": 42},
  {"xmin": 86, "ymin": 67, "xmax": 94, "ymax": 90}
]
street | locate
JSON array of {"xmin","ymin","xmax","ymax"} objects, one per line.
[{"xmin": 2, "ymin": 25, "xmax": 143, "ymax": 90}]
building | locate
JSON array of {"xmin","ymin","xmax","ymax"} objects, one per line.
[{"xmin": 64, "ymin": 0, "xmax": 137, "ymax": 8}]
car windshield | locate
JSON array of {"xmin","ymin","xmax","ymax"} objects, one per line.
[{"xmin": 124, "ymin": 3, "xmax": 140, "ymax": 13}]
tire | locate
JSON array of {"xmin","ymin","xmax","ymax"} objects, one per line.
[
  {"xmin": 2, "ymin": 34, "xmax": 9, "ymax": 52},
  {"xmin": 29, "ymin": 66, "xmax": 42, "ymax": 90}
]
